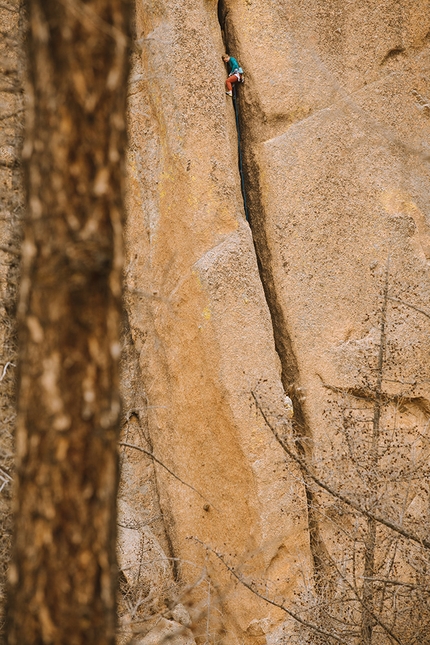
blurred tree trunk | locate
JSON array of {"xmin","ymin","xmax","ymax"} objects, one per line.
[{"xmin": 6, "ymin": 1, "xmax": 131, "ymax": 643}]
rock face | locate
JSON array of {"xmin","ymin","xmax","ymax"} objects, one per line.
[
  {"xmin": 124, "ymin": 1, "xmax": 310, "ymax": 639},
  {"xmin": 122, "ymin": 0, "xmax": 430, "ymax": 642}
]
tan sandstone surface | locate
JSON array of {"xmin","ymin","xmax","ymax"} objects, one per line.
[
  {"xmin": 123, "ymin": 0, "xmax": 310, "ymax": 641},
  {"xmin": 122, "ymin": 0, "xmax": 430, "ymax": 642}
]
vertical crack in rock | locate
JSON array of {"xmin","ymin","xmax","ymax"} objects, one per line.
[
  {"xmin": 120, "ymin": 312, "xmax": 179, "ymax": 583},
  {"xmin": 218, "ymin": 0, "xmax": 333, "ymax": 587},
  {"xmin": 141, "ymin": 425, "xmax": 180, "ymax": 583}
]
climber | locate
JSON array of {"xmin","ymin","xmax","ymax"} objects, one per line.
[{"xmin": 222, "ymin": 53, "xmax": 244, "ymax": 97}]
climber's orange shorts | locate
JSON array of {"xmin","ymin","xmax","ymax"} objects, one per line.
[{"xmin": 225, "ymin": 74, "xmax": 240, "ymax": 92}]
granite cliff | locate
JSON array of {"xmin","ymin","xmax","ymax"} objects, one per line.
[{"xmin": 121, "ymin": 1, "xmax": 430, "ymax": 643}]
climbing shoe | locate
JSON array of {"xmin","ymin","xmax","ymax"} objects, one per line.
[{"xmin": 226, "ymin": 90, "xmax": 233, "ymax": 96}]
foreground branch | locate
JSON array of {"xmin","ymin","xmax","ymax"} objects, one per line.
[
  {"xmin": 191, "ymin": 537, "xmax": 349, "ymax": 645},
  {"xmin": 251, "ymin": 392, "xmax": 430, "ymax": 551},
  {"xmin": 119, "ymin": 442, "xmax": 215, "ymax": 508},
  {"xmin": 388, "ymin": 296, "xmax": 430, "ymax": 321}
]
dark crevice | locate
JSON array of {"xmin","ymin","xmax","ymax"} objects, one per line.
[
  {"xmin": 238, "ymin": 138, "xmax": 333, "ymax": 588},
  {"xmin": 218, "ymin": 0, "xmax": 333, "ymax": 589},
  {"xmin": 381, "ymin": 46, "xmax": 405, "ymax": 65},
  {"xmin": 121, "ymin": 310, "xmax": 180, "ymax": 582}
]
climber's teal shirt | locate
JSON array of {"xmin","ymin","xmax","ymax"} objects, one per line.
[{"xmin": 227, "ymin": 56, "xmax": 240, "ymax": 75}]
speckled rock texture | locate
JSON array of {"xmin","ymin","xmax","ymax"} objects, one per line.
[
  {"xmin": 122, "ymin": 0, "xmax": 430, "ymax": 642},
  {"xmin": 124, "ymin": 1, "xmax": 309, "ymax": 639}
]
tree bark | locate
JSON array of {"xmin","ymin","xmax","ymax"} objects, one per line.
[{"xmin": 6, "ymin": 1, "xmax": 131, "ymax": 643}]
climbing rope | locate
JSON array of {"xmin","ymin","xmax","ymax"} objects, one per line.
[{"xmin": 233, "ymin": 85, "xmax": 250, "ymax": 222}]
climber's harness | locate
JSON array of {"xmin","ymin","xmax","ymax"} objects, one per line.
[{"xmin": 232, "ymin": 67, "xmax": 245, "ymax": 83}]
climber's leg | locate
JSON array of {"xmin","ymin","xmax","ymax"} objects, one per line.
[{"xmin": 226, "ymin": 75, "xmax": 239, "ymax": 93}]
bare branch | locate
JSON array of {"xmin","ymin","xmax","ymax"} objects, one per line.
[
  {"xmin": 388, "ymin": 296, "xmax": 430, "ymax": 321},
  {"xmin": 328, "ymin": 546, "xmax": 404, "ymax": 645},
  {"xmin": 322, "ymin": 382, "xmax": 430, "ymax": 416},
  {"xmin": 119, "ymin": 442, "xmax": 216, "ymax": 508},
  {"xmin": 363, "ymin": 577, "xmax": 430, "ymax": 592},
  {"xmin": 0, "ymin": 361, "xmax": 15, "ymax": 382},
  {"xmin": 191, "ymin": 537, "xmax": 350, "ymax": 645},
  {"xmin": 360, "ymin": 259, "xmax": 390, "ymax": 645},
  {"xmin": 251, "ymin": 392, "xmax": 430, "ymax": 550}
]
